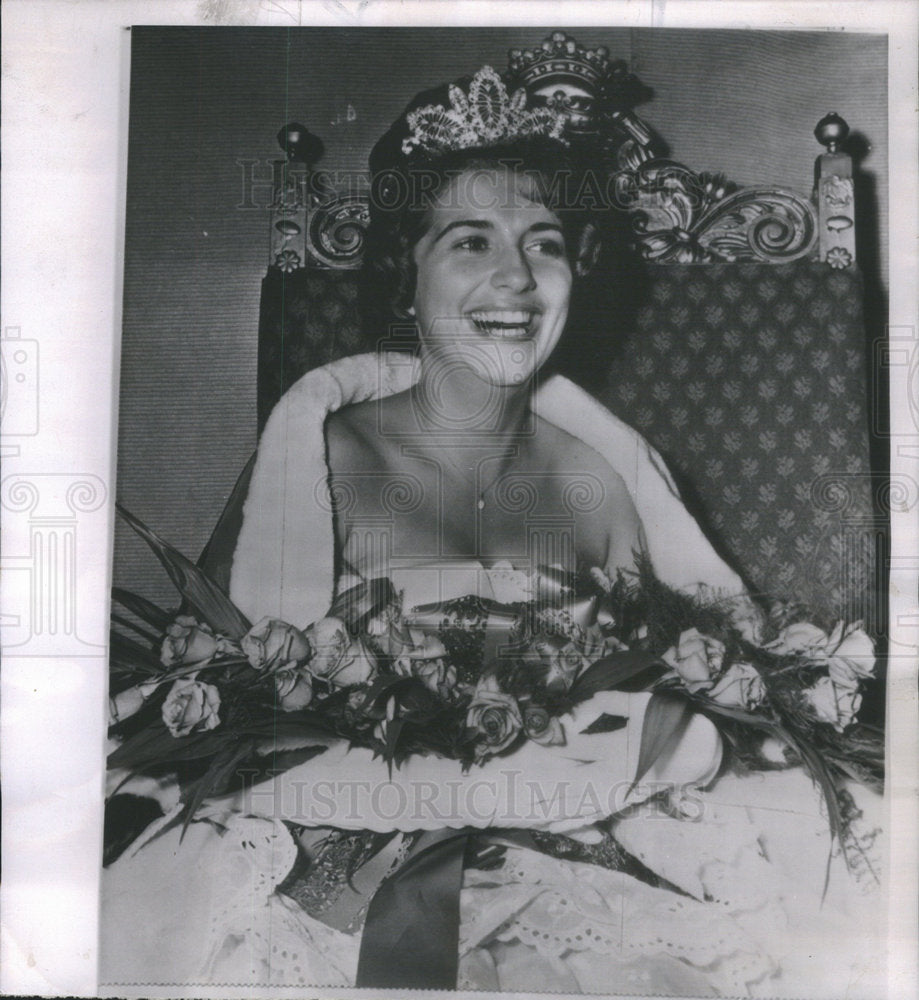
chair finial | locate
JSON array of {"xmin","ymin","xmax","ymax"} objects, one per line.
[
  {"xmin": 276, "ymin": 122, "xmax": 323, "ymax": 165},
  {"xmin": 814, "ymin": 112, "xmax": 850, "ymax": 154}
]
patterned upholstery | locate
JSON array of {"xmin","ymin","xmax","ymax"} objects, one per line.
[
  {"xmin": 256, "ymin": 262, "xmax": 879, "ymax": 626},
  {"xmin": 257, "ymin": 268, "xmax": 371, "ymax": 433},
  {"xmin": 598, "ymin": 263, "xmax": 878, "ymax": 625}
]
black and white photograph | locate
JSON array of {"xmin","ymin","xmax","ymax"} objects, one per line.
[{"xmin": 2, "ymin": 5, "xmax": 917, "ymax": 999}]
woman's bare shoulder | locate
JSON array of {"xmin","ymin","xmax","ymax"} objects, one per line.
[
  {"xmin": 535, "ymin": 418, "xmax": 636, "ymax": 507},
  {"xmin": 326, "ymin": 392, "xmax": 412, "ymax": 468}
]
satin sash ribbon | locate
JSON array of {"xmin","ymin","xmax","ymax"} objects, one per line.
[{"xmin": 355, "ymin": 829, "xmax": 470, "ymax": 989}]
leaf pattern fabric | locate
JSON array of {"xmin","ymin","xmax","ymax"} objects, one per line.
[
  {"xmin": 599, "ymin": 263, "xmax": 876, "ymax": 622},
  {"xmin": 257, "ymin": 268, "xmax": 371, "ymax": 433}
]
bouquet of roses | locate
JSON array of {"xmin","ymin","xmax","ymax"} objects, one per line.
[{"xmin": 108, "ymin": 506, "xmax": 883, "ymax": 856}]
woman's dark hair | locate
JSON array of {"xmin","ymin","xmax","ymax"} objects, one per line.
[{"xmin": 360, "ymin": 97, "xmax": 645, "ymax": 390}]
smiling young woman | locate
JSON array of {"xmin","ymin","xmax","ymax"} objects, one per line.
[
  {"xmin": 146, "ymin": 61, "xmax": 879, "ymax": 997},
  {"xmin": 324, "ymin": 162, "xmax": 641, "ymax": 585}
]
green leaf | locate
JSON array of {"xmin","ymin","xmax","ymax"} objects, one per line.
[
  {"xmin": 119, "ymin": 806, "xmax": 186, "ymax": 855},
  {"xmin": 180, "ymin": 739, "xmax": 258, "ymax": 839},
  {"xmin": 580, "ymin": 712, "xmax": 629, "ymax": 735},
  {"xmin": 774, "ymin": 723, "xmax": 847, "ymax": 898},
  {"xmin": 108, "ymin": 723, "xmax": 232, "ymax": 769},
  {"xmin": 630, "ymin": 693, "xmax": 696, "ymax": 794},
  {"xmin": 396, "ymin": 679, "xmax": 441, "ymax": 718},
  {"xmin": 247, "ymin": 744, "xmax": 329, "ymax": 778},
  {"xmin": 695, "ymin": 699, "xmax": 776, "ymax": 730},
  {"xmin": 109, "ymin": 629, "xmax": 162, "ymax": 674},
  {"xmin": 360, "ymin": 673, "xmax": 413, "ymax": 712},
  {"xmin": 111, "ymin": 587, "xmax": 173, "ymax": 631},
  {"xmin": 116, "ymin": 503, "xmax": 251, "ymax": 640},
  {"xmin": 568, "ymin": 650, "xmax": 664, "ymax": 703},
  {"xmin": 239, "ymin": 712, "xmax": 341, "ymax": 742},
  {"xmin": 329, "ymin": 577, "xmax": 398, "ymax": 631},
  {"xmin": 382, "ymin": 718, "xmax": 405, "ymax": 779},
  {"xmin": 111, "ymin": 612, "xmax": 161, "ymax": 646}
]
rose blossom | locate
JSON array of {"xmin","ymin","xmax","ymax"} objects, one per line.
[
  {"xmin": 764, "ymin": 622, "xmax": 829, "ymax": 657},
  {"xmin": 331, "ymin": 638, "xmax": 378, "ymax": 687},
  {"xmin": 160, "ymin": 616, "xmax": 220, "ymax": 667},
  {"xmin": 466, "ymin": 677, "xmax": 523, "ymax": 755},
  {"xmin": 662, "ymin": 628, "xmax": 725, "ymax": 693},
  {"xmin": 707, "ymin": 662, "xmax": 765, "ymax": 710},
  {"xmin": 803, "ymin": 676, "xmax": 862, "ymax": 732},
  {"xmin": 242, "ymin": 617, "xmax": 312, "ymax": 673},
  {"xmin": 395, "ymin": 635, "xmax": 457, "ymax": 698},
  {"xmin": 108, "ymin": 679, "xmax": 160, "ymax": 726},
  {"xmin": 530, "ymin": 636, "xmax": 591, "ymax": 693},
  {"xmin": 364, "ymin": 602, "xmax": 413, "ymax": 658},
  {"xmin": 273, "ymin": 668, "xmax": 313, "ymax": 711},
  {"xmin": 161, "ymin": 678, "xmax": 221, "ymax": 737},
  {"xmin": 308, "ymin": 623, "xmax": 377, "ymax": 688},
  {"xmin": 766, "ymin": 620, "xmax": 875, "ymax": 691},
  {"xmin": 825, "ymin": 622, "xmax": 875, "ymax": 689},
  {"xmin": 304, "ymin": 617, "xmax": 351, "ymax": 679},
  {"xmin": 522, "ymin": 704, "xmax": 566, "ymax": 747},
  {"xmin": 414, "ymin": 656, "xmax": 458, "ymax": 699}
]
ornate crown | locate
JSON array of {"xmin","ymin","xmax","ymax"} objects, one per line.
[
  {"xmin": 508, "ymin": 31, "xmax": 652, "ymax": 141},
  {"xmin": 508, "ymin": 31, "xmax": 612, "ymax": 92},
  {"xmin": 401, "ymin": 65, "xmax": 569, "ymax": 158}
]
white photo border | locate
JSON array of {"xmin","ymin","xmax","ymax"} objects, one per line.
[{"xmin": 1, "ymin": 1, "xmax": 916, "ymax": 997}]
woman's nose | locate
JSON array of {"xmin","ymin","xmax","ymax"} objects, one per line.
[{"xmin": 490, "ymin": 246, "xmax": 536, "ymax": 293}]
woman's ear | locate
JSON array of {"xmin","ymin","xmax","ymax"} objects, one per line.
[
  {"xmin": 574, "ymin": 222, "xmax": 602, "ymax": 278},
  {"xmin": 391, "ymin": 302, "xmax": 416, "ymax": 320}
]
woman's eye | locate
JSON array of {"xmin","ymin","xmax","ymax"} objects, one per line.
[
  {"xmin": 527, "ymin": 238, "xmax": 566, "ymax": 258},
  {"xmin": 454, "ymin": 235, "xmax": 489, "ymax": 252}
]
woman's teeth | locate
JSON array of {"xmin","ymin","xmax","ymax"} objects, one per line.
[{"xmin": 468, "ymin": 310, "xmax": 535, "ymax": 339}]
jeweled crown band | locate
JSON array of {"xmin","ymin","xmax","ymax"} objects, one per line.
[{"xmin": 401, "ymin": 66, "xmax": 569, "ymax": 158}]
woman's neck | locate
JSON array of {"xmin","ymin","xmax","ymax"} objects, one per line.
[{"xmin": 410, "ymin": 361, "xmax": 534, "ymax": 442}]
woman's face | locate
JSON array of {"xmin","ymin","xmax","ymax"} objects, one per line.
[{"xmin": 410, "ymin": 167, "xmax": 573, "ymax": 387}]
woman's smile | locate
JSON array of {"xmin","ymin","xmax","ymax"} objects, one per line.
[{"xmin": 467, "ymin": 307, "xmax": 541, "ymax": 339}]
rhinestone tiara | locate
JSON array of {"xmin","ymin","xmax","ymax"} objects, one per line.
[{"xmin": 401, "ymin": 65, "xmax": 569, "ymax": 158}]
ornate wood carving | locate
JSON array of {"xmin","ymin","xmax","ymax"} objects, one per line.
[
  {"xmin": 269, "ymin": 123, "xmax": 368, "ymax": 271},
  {"xmin": 813, "ymin": 112, "xmax": 856, "ymax": 269},
  {"xmin": 265, "ymin": 34, "xmax": 852, "ymax": 270},
  {"xmin": 618, "ymin": 161, "xmax": 818, "ymax": 264},
  {"xmin": 304, "ymin": 194, "xmax": 369, "ymax": 270}
]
